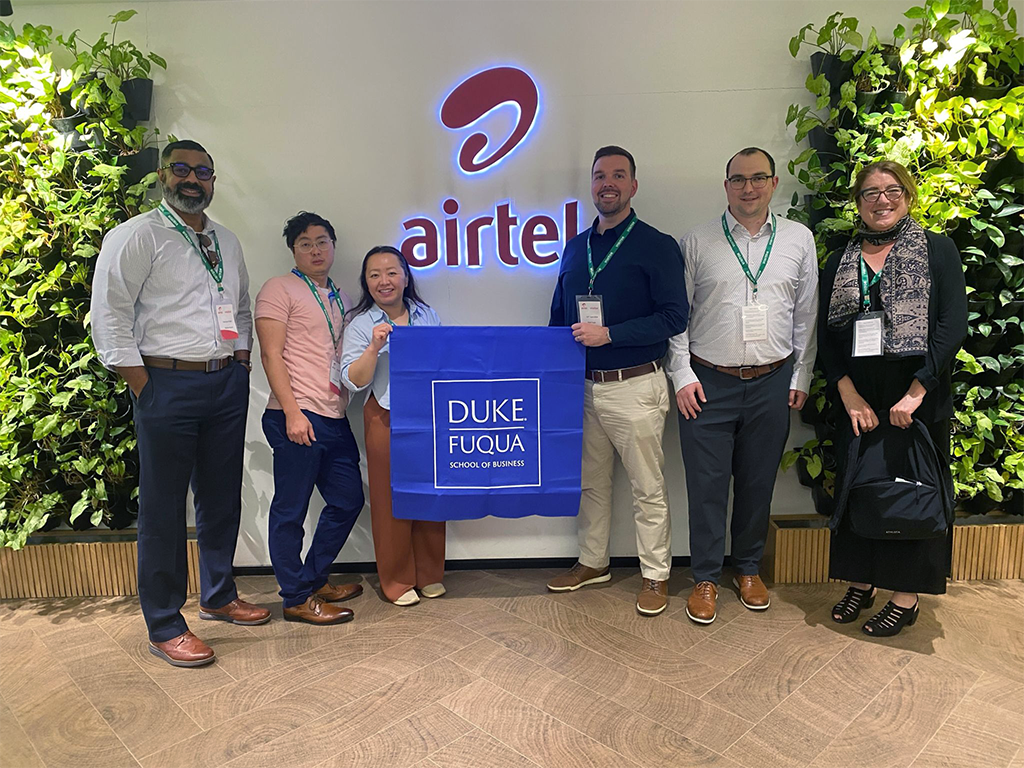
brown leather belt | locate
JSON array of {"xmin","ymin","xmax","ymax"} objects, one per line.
[
  {"xmin": 691, "ymin": 354, "xmax": 790, "ymax": 380},
  {"xmin": 142, "ymin": 356, "xmax": 234, "ymax": 373},
  {"xmin": 586, "ymin": 360, "xmax": 661, "ymax": 383}
]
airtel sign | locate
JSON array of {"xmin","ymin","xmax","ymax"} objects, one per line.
[{"xmin": 399, "ymin": 66, "xmax": 583, "ymax": 270}]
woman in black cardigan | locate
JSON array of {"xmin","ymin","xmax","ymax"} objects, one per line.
[{"xmin": 818, "ymin": 160, "xmax": 967, "ymax": 637}]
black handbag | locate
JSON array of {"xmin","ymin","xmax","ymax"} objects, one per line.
[{"xmin": 830, "ymin": 419, "xmax": 954, "ymax": 540}]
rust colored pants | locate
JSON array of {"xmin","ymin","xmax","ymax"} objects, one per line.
[{"xmin": 364, "ymin": 394, "xmax": 446, "ymax": 602}]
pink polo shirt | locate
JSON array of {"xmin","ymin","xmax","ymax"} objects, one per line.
[{"xmin": 255, "ymin": 273, "xmax": 352, "ymax": 419}]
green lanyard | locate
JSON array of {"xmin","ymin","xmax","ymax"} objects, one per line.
[
  {"xmin": 384, "ymin": 306, "xmax": 413, "ymax": 329},
  {"xmin": 721, "ymin": 212, "xmax": 776, "ymax": 299},
  {"xmin": 859, "ymin": 258, "xmax": 883, "ymax": 311},
  {"xmin": 159, "ymin": 203, "xmax": 225, "ymax": 292},
  {"xmin": 586, "ymin": 217, "xmax": 637, "ymax": 293},
  {"xmin": 292, "ymin": 269, "xmax": 343, "ymax": 348}
]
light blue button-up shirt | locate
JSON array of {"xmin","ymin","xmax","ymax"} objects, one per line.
[{"xmin": 340, "ymin": 301, "xmax": 441, "ymax": 411}]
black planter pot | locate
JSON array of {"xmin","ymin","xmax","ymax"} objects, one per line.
[
  {"xmin": 807, "ymin": 126, "xmax": 843, "ymax": 169},
  {"xmin": 962, "ymin": 493, "xmax": 1000, "ymax": 515},
  {"xmin": 811, "ymin": 483, "xmax": 836, "ymax": 518},
  {"xmin": 120, "ymin": 78, "xmax": 153, "ymax": 122},
  {"xmin": 978, "ymin": 364, "xmax": 1022, "ymax": 388},
  {"xmin": 796, "ymin": 460, "xmax": 815, "ymax": 488},
  {"xmin": 52, "ymin": 113, "xmax": 94, "ymax": 152},
  {"xmin": 984, "ymin": 152, "xmax": 1024, "ymax": 185},
  {"xmin": 855, "ymin": 80, "xmax": 890, "ymax": 112},
  {"xmin": 996, "ymin": 300, "xmax": 1024, "ymax": 321},
  {"xmin": 968, "ymin": 265, "xmax": 1004, "ymax": 294},
  {"xmin": 963, "ymin": 76, "xmax": 1013, "ymax": 102},
  {"xmin": 811, "ymin": 52, "xmax": 855, "ymax": 107},
  {"xmin": 121, "ymin": 146, "xmax": 158, "ymax": 186},
  {"xmin": 965, "ymin": 329, "xmax": 1006, "ymax": 357},
  {"xmin": 814, "ymin": 420, "xmax": 835, "ymax": 444},
  {"xmin": 886, "ymin": 90, "xmax": 917, "ymax": 113}
]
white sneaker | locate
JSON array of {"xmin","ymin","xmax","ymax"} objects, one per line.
[
  {"xmin": 420, "ymin": 583, "xmax": 446, "ymax": 599},
  {"xmin": 393, "ymin": 588, "xmax": 420, "ymax": 606}
]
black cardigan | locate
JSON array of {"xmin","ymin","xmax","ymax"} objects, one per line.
[{"xmin": 818, "ymin": 230, "xmax": 968, "ymax": 422}]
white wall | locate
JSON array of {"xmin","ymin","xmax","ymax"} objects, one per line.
[{"xmin": 18, "ymin": 0, "xmax": 909, "ymax": 566}]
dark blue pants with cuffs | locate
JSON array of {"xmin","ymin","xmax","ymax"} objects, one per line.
[
  {"xmin": 132, "ymin": 363, "xmax": 249, "ymax": 643},
  {"xmin": 678, "ymin": 359, "xmax": 793, "ymax": 585},
  {"xmin": 261, "ymin": 409, "xmax": 364, "ymax": 609}
]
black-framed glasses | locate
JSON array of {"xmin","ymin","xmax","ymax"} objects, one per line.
[
  {"xmin": 160, "ymin": 162, "xmax": 214, "ymax": 181},
  {"xmin": 727, "ymin": 174, "xmax": 773, "ymax": 190},
  {"xmin": 197, "ymin": 233, "xmax": 219, "ymax": 268},
  {"xmin": 859, "ymin": 186, "xmax": 906, "ymax": 203},
  {"xmin": 295, "ymin": 238, "xmax": 334, "ymax": 254}
]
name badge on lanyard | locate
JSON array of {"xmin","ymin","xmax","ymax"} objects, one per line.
[
  {"xmin": 723, "ymin": 213, "xmax": 775, "ymax": 343},
  {"xmin": 576, "ymin": 295, "xmax": 604, "ymax": 326},
  {"xmin": 853, "ymin": 257, "xmax": 884, "ymax": 357},
  {"xmin": 216, "ymin": 301, "xmax": 239, "ymax": 340},
  {"xmin": 292, "ymin": 269, "xmax": 345, "ymax": 394}
]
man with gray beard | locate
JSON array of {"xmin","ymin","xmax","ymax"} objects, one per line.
[{"xmin": 92, "ymin": 140, "xmax": 270, "ymax": 667}]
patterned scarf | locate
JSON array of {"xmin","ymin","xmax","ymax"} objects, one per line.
[{"xmin": 826, "ymin": 216, "xmax": 930, "ymax": 356}]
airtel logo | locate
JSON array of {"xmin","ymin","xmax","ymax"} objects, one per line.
[{"xmin": 440, "ymin": 66, "xmax": 539, "ymax": 174}]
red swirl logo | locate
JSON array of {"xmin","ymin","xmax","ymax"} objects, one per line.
[{"xmin": 440, "ymin": 66, "xmax": 539, "ymax": 174}]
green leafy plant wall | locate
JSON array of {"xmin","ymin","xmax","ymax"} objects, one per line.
[
  {"xmin": 784, "ymin": 0, "xmax": 1024, "ymax": 515},
  {"xmin": 0, "ymin": 12, "xmax": 163, "ymax": 548}
]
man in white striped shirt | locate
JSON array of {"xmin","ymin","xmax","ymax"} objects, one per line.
[
  {"xmin": 91, "ymin": 139, "xmax": 270, "ymax": 667},
  {"xmin": 666, "ymin": 147, "xmax": 818, "ymax": 624}
]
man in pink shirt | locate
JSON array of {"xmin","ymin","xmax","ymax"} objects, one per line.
[{"xmin": 255, "ymin": 212, "xmax": 364, "ymax": 625}]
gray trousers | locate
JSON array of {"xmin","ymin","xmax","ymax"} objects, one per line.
[{"xmin": 678, "ymin": 359, "xmax": 792, "ymax": 584}]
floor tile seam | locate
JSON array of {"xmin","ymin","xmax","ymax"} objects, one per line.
[
  {"xmin": 0, "ymin": 626, "xmax": 41, "ymax": 701},
  {"xmin": 965, "ymin": 685, "xmax": 1024, "ymax": 719},
  {"xmin": 0, "ymin": 687, "xmax": 49, "ymax": 768},
  {"xmin": 691, "ymin": 616, "xmax": 812, "ymax": 681},
  {"xmin": 221, "ymin": 637, "xmax": 487, "ymax": 764},
  {"xmin": 446, "ymin": 670, "xmax": 643, "ymax": 768},
  {"xmin": 306, "ymin": 692, "xmax": 480, "ymax": 768},
  {"xmin": 537, "ymin": 590, "xmax": 709, "ymax": 656},
  {"xmin": 63, "ymin": 659, "xmax": 145, "ymax": 768},
  {"xmin": 903, "ymin": 666, "xmax": 996, "ymax": 768},
  {"xmin": 439, "ymin": 721, "xmax": 543, "ymax": 768},
  {"xmin": 731, "ymin": 635, "xmax": 855, "ymax": 729}
]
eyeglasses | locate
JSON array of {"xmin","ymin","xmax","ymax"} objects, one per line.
[
  {"xmin": 727, "ymin": 174, "xmax": 773, "ymax": 190},
  {"xmin": 859, "ymin": 186, "xmax": 906, "ymax": 203},
  {"xmin": 295, "ymin": 238, "xmax": 334, "ymax": 254},
  {"xmin": 160, "ymin": 162, "xmax": 214, "ymax": 181},
  {"xmin": 197, "ymin": 233, "xmax": 220, "ymax": 268}
]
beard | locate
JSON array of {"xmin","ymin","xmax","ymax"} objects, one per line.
[
  {"xmin": 594, "ymin": 194, "xmax": 628, "ymax": 218},
  {"xmin": 162, "ymin": 180, "xmax": 212, "ymax": 214}
]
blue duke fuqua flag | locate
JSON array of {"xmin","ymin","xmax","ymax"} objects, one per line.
[{"xmin": 389, "ymin": 326, "xmax": 585, "ymax": 521}]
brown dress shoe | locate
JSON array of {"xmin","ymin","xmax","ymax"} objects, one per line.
[
  {"xmin": 636, "ymin": 578, "xmax": 668, "ymax": 616},
  {"xmin": 149, "ymin": 630, "xmax": 215, "ymax": 667},
  {"xmin": 547, "ymin": 562, "xmax": 611, "ymax": 592},
  {"xmin": 734, "ymin": 574, "xmax": 771, "ymax": 610},
  {"xmin": 283, "ymin": 595, "xmax": 355, "ymax": 625},
  {"xmin": 199, "ymin": 598, "xmax": 272, "ymax": 626},
  {"xmin": 686, "ymin": 581, "xmax": 718, "ymax": 624},
  {"xmin": 314, "ymin": 582, "xmax": 364, "ymax": 603}
]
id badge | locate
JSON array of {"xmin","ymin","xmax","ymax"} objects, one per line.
[
  {"xmin": 215, "ymin": 300, "xmax": 239, "ymax": 340},
  {"xmin": 576, "ymin": 294, "xmax": 604, "ymax": 326},
  {"xmin": 853, "ymin": 311, "xmax": 884, "ymax": 357},
  {"xmin": 329, "ymin": 355, "xmax": 343, "ymax": 395},
  {"xmin": 741, "ymin": 302, "xmax": 768, "ymax": 342}
]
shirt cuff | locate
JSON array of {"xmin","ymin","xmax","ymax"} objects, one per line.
[
  {"xmin": 790, "ymin": 369, "xmax": 813, "ymax": 394},
  {"xmin": 669, "ymin": 365, "xmax": 699, "ymax": 392},
  {"xmin": 98, "ymin": 347, "xmax": 145, "ymax": 370},
  {"xmin": 234, "ymin": 335, "xmax": 252, "ymax": 352},
  {"xmin": 913, "ymin": 366, "xmax": 938, "ymax": 392}
]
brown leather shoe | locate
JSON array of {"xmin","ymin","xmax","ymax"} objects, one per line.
[
  {"xmin": 636, "ymin": 578, "xmax": 668, "ymax": 616},
  {"xmin": 283, "ymin": 595, "xmax": 354, "ymax": 625},
  {"xmin": 314, "ymin": 581, "xmax": 364, "ymax": 603},
  {"xmin": 199, "ymin": 598, "xmax": 272, "ymax": 626},
  {"xmin": 149, "ymin": 631, "xmax": 215, "ymax": 667},
  {"xmin": 686, "ymin": 581, "xmax": 718, "ymax": 624},
  {"xmin": 547, "ymin": 562, "xmax": 611, "ymax": 592},
  {"xmin": 734, "ymin": 574, "xmax": 771, "ymax": 610}
]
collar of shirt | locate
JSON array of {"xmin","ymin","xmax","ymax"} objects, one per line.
[
  {"xmin": 588, "ymin": 209, "xmax": 638, "ymax": 241},
  {"xmin": 367, "ymin": 301, "xmax": 428, "ymax": 324},
  {"xmin": 158, "ymin": 201, "xmax": 214, "ymax": 236},
  {"xmin": 724, "ymin": 207, "xmax": 775, "ymax": 240}
]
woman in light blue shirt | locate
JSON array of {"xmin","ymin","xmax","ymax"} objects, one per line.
[{"xmin": 340, "ymin": 246, "xmax": 444, "ymax": 606}]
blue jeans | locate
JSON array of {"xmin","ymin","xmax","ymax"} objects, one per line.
[{"xmin": 262, "ymin": 409, "xmax": 364, "ymax": 608}]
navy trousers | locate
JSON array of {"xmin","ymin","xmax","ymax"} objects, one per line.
[
  {"xmin": 678, "ymin": 360, "xmax": 793, "ymax": 584},
  {"xmin": 262, "ymin": 409, "xmax": 364, "ymax": 608},
  {"xmin": 132, "ymin": 363, "xmax": 249, "ymax": 643}
]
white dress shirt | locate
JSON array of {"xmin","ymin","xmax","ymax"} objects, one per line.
[
  {"xmin": 339, "ymin": 301, "xmax": 442, "ymax": 411},
  {"xmin": 91, "ymin": 205, "xmax": 252, "ymax": 368},
  {"xmin": 666, "ymin": 209, "xmax": 819, "ymax": 393}
]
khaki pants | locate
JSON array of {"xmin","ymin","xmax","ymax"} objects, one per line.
[{"xmin": 577, "ymin": 370, "xmax": 672, "ymax": 580}]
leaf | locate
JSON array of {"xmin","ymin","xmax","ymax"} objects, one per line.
[
  {"xmin": 109, "ymin": 9, "xmax": 138, "ymax": 23},
  {"xmin": 148, "ymin": 52, "xmax": 167, "ymax": 69}
]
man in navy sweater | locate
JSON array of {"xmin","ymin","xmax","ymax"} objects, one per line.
[{"xmin": 547, "ymin": 146, "xmax": 688, "ymax": 616}]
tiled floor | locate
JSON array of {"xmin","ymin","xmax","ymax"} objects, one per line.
[{"xmin": 1, "ymin": 569, "xmax": 1021, "ymax": 768}]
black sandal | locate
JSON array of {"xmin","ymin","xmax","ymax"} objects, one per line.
[
  {"xmin": 862, "ymin": 600, "xmax": 919, "ymax": 637},
  {"xmin": 831, "ymin": 585, "xmax": 875, "ymax": 624}
]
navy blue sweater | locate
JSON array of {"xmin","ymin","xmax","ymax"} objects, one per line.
[{"xmin": 549, "ymin": 211, "xmax": 689, "ymax": 371}]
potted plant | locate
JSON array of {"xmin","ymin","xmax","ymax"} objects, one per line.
[{"xmin": 790, "ymin": 11, "xmax": 864, "ymax": 107}]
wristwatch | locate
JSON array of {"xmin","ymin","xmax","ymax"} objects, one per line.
[{"xmin": 237, "ymin": 358, "xmax": 252, "ymax": 372}]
